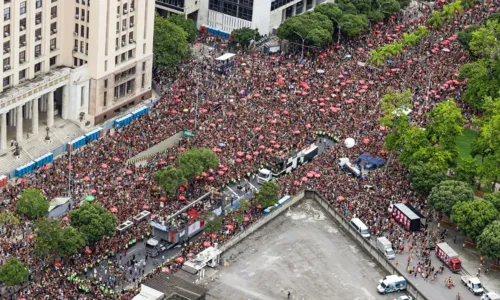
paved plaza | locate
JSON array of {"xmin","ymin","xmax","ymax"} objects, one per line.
[{"xmin": 205, "ymin": 199, "xmax": 396, "ymax": 300}]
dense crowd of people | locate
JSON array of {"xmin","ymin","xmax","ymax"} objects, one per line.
[{"xmin": 0, "ymin": 0, "xmax": 498, "ymax": 298}]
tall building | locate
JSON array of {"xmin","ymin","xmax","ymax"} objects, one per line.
[
  {"xmin": 198, "ymin": 0, "xmax": 328, "ymax": 35},
  {"xmin": 155, "ymin": 0, "xmax": 200, "ymax": 20},
  {"xmin": 0, "ymin": 0, "xmax": 155, "ymax": 150}
]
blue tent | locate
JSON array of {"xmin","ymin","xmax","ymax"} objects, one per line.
[{"xmin": 356, "ymin": 153, "xmax": 385, "ymax": 170}]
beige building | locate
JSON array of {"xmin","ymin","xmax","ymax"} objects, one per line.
[{"xmin": 0, "ymin": 0, "xmax": 155, "ymax": 150}]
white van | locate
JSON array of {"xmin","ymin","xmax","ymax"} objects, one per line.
[
  {"xmin": 350, "ymin": 218, "xmax": 370, "ymax": 238},
  {"xmin": 482, "ymin": 292, "xmax": 500, "ymax": 300}
]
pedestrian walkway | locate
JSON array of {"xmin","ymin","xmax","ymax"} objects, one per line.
[{"xmin": 443, "ymin": 224, "xmax": 500, "ymax": 293}]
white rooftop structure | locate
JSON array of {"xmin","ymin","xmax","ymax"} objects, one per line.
[
  {"xmin": 215, "ymin": 53, "xmax": 236, "ymax": 61},
  {"xmin": 183, "ymin": 246, "xmax": 222, "ymax": 277},
  {"xmin": 132, "ymin": 285, "xmax": 164, "ymax": 300}
]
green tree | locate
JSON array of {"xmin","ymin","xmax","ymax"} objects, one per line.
[
  {"xmin": 458, "ymin": 25, "xmax": 479, "ymax": 51},
  {"xmin": 255, "ymin": 182, "xmax": 279, "ymax": 208},
  {"xmin": 484, "ymin": 192, "xmax": 500, "ymax": 212},
  {"xmin": 461, "ymin": 0, "xmax": 479, "ymax": 9},
  {"xmin": 336, "ymin": 0, "xmax": 359, "ymax": 14},
  {"xmin": 0, "ymin": 258, "xmax": 29, "ymax": 286},
  {"xmin": 154, "ymin": 166, "xmax": 187, "ymax": 196},
  {"xmin": 339, "ymin": 14, "xmax": 368, "ymax": 38},
  {"xmin": 314, "ymin": 3, "xmax": 343, "ymax": 23},
  {"xmin": 398, "ymin": 127, "xmax": 430, "ymax": 166},
  {"xmin": 178, "ymin": 148, "xmax": 219, "ymax": 180},
  {"xmin": 379, "ymin": 89, "xmax": 412, "ymax": 128},
  {"xmin": 154, "ymin": 14, "xmax": 189, "ymax": 67},
  {"xmin": 411, "ymin": 146, "xmax": 454, "ymax": 170},
  {"xmin": 203, "ymin": 211, "xmax": 223, "ymax": 234},
  {"xmin": 454, "ymin": 155, "xmax": 479, "ymax": 186},
  {"xmin": 231, "ymin": 27, "xmax": 260, "ymax": 47},
  {"xmin": 451, "ymin": 200, "xmax": 499, "ymax": 240},
  {"xmin": 427, "ymin": 11, "xmax": 444, "ymax": 29},
  {"xmin": 475, "ymin": 113, "xmax": 500, "ymax": 186},
  {"xmin": 469, "ymin": 20, "xmax": 500, "ymax": 59},
  {"xmin": 198, "ymin": 148, "xmax": 220, "ymax": 170},
  {"xmin": 487, "ymin": 13, "xmax": 500, "ymax": 23},
  {"xmin": 368, "ymin": 49, "xmax": 386, "ymax": 67},
  {"xmin": 459, "ymin": 59, "xmax": 500, "ymax": 110},
  {"xmin": 0, "ymin": 211, "xmax": 20, "ymax": 226},
  {"xmin": 428, "ymin": 180, "xmax": 474, "ymax": 216},
  {"xmin": 379, "ymin": 0, "xmax": 401, "ymax": 16},
  {"xmin": 167, "ymin": 14, "xmax": 197, "ymax": 43},
  {"xmin": 402, "ymin": 32, "xmax": 419, "ymax": 47},
  {"xmin": 16, "ymin": 189, "xmax": 48, "ymax": 219},
  {"xmin": 34, "ymin": 218, "xmax": 63, "ymax": 258},
  {"xmin": 58, "ymin": 226, "xmax": 86, "ymax": 257},
  {"xmin": 70, "ymin": 204, "xmax": 117, "ymax": 244},
  {"xmin": 277, "ymin": 12, "xmax": 333, "ymax": 47},
  {"xmin": 477, "ymin": 221, "xmax": 500, "ymax": 260},
  {"xmin": 408, "ymin": 162, "xmax": 447, "ymax": 195},
  {"xmin": 427, "ymin": 99, "xmax": 464, "ymax": 154}
]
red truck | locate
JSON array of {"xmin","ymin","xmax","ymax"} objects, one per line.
[{"xmin": 435, "ymin": 242, "xmax": 462, "ymax": 272}]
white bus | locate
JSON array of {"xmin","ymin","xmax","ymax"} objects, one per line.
[{"xmin": 350, "ymin": 218, "xmax": 370, "ymax": 238}]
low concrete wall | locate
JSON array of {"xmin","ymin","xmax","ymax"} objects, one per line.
[
  {"xmin": 127, "ymin": 132, "xmax": 182, "ymax": 165},
  {"xmin": 219, "ymin": 190, "xmax": 305, "ymax": 253},
  {"xmin": 308, "ymin": 190, "xmax": 428, "ymax": 300}
]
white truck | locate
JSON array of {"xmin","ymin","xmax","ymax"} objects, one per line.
[
  {"xmin": 482, "ymin": 292, "xmax": 500, "ymax": 300},
  {"xmin": 257, "ymin": 144, "xmax": 319, "ymax": 184},
  {"xmin": 461, "ymin": 275, "xmax": 484, "ymax": 296},
  {"xmin": 376, "ymin": 237, "xmax": 395, "ymax": 260}
]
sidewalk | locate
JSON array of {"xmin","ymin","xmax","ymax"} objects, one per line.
[{"xmin": 443, "ymin": 224, "xmax": 500, "ymax": 293}]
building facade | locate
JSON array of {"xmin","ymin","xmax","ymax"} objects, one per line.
[
  {"xmin": 199, "ymin": 0, "xmax": 329, "ymax": 35},
  {"xmin": 156, "ymin": 0, "xmax": 200, "ymax": 20},
  {"xmin": 0, "ymin": 0, "xmax": 155, "ymax": 150}
]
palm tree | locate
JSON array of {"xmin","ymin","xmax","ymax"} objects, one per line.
[
  {"xmin": 427, "ymin": 11, "xmax": 444, "ymax": 29},
  {"xmin": 368, "ymin": 49, "xmax": 386, "ymax": 67}
]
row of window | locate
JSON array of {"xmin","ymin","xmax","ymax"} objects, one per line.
[
  {"xmin": 4, "ymin": 0, "xmax": 54, "ymax": 21},
  {"xmin": 208, "ymin": 0, "xmax": 253, "ymax": 21},
  {"xmin": 3, "ymin": 38, "xmax": 57, "ymax": 68},
  {"xmin": 3, "ymin": 56, "xmax": 57, "ymax": 88},
  {"xmin": 3, "ymin": 14, "xmax": 57, "ymax": 39}
]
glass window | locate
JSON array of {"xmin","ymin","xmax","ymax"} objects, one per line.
[
  {"xmin": 50, "ymin": 56, "xmax": 56, "ymax": 66},
  {"xmin": 19, "ymin": 70, "xmax": 26, "ymax": 80},
  {"xmin": 19, "ymin": 50, "xmax": 26, "ymax": 62},
  {"xmin": 36, "ymin": 0, "xmax": 42, "ymax": 8},
  {"xmin": 4, "ymin": 7, "xmax": 11, "ymax": 21},
  {"xmin": 35, "ymin": 62, "xmax": 41, "ymax": 72},
  {"xmin": 51, "ymin": 6, "xmax": 57, "ymax": 18},
  {"xmin": 35, "ymin": 45, "xmax": 41, "ymax": 57},
  {"xmin": 20, "ymin": 1, "xmax": 27, "ymax": 14},
  {"xmin": 3, "ymin": 76, "xmax": 10, "ymax": 87},
  {"xmin": 20, "ymin": 18, "xmax": 26, "ymax": 30}
]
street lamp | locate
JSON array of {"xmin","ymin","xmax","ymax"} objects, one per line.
[
  {"xmin": 45, "ymin": 127, "xmax": 50, "ymax": 141},
  {"xmin": 13, "ymin": 142, "xmax": 20, "ymax": 157},
  {"xmin": 293, "ymin": 31, "xmax": 312, "ymax": 60}
]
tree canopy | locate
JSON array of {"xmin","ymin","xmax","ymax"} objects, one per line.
[
  {"xmin": 451, "ymin": 200, "xmax": 499, "ymax": 241},
  {"xmin": 154, "ymin": 166, "xmax": 186, "ymax": 196},
  {"xmin": 277, "ymin": 12, "xmax": 333, "ymax": 47},
  {"xmin": 427, "ymin": 99, "xmax": 464, "ymax": 154},
  {"xmin": 428, "ymin": 180, "xmax": 474, "ymax": 216},
  {"xmin": 255, "ymin": 182, "xmax": 279, "ymax": 208},
  {"xmin": 167, "ymin": 14, "xmax": 197, "ymax": 43},
  {"xmin": 16, "ymin": 189, "xmax": 48, "ymax": 219},
  {"xmin": 0, "ymin": 258, "xmax": 29, "ymax": 286},
  {"xmin": 231, "ymin": 27, "xmax": 260, "ymax": 47},
  {"xmin": 70, "ymin": 204, "xmax": 117, "ymax": 244},
  {"xmin": 203, "ymin": 211, "xmax": 223, "ymax": 234},
  {"xmin": 34, "ymin": 218, "xmax": 86, "ymax": 258},
  {"xmin": 0, "ymin": 211, "xmax": 20, "ymax": 226},
  {"xmin": 407, "ymin": 161, "xmax": 447, "ymax": 196},
  {"xmin": 153, "ymin": 14, "xmax": 189, "ymax": 68},
  {"xmin": 484, "ymin": 192, "xmax": 500, "ymax": 212},
  {"xmin": 478, "ymin": 220, "xmax": 500, "ymax": 260},
  {"xmin": 177, "ymin": 148, "xmax": 219, "ymax": 181}
]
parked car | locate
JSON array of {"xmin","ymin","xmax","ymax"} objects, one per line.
[{"xmin": 394, "ymin": 296, "xmax": 413, "ymax": 300}]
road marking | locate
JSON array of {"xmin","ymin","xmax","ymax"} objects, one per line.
[
  {"xmin": 227, "ymin": 186, "xmax": 240, "ymax": 198},
  {"xmin": 245, "ymin": 179, "xmax": 259, "ymax": 192}
]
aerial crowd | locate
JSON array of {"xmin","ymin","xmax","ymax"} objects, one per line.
[{"xmin": 0, "ymin": 0, "xmax": 497, "ymax": 299}]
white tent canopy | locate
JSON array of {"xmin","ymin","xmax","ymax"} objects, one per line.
[{"xmin": 215, "ymin": 53, "xmax": 235, "ymax": 61}]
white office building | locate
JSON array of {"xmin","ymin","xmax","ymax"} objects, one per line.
[{"xmin": 198, "ymin": 0, "xmax": 329, "ymax": 35}]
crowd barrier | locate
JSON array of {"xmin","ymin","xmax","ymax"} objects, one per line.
[{"xmin": 200, "ymin": 25, "xmax": 230, "ymax": 40}]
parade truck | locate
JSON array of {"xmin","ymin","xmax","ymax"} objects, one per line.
[
  {"xmin": 257, "ymin": 144, "xmax": 319, "ymax": 184},
  {"xmin": 461, "ymin": 275, "xmax": 484, "ymax": 296},
  {"xmin": 435, "ymin": 242, "xmax": 462, "ymax": 272}
]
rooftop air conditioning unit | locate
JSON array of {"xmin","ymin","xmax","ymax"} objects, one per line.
[
  {"xmin": 36, "ymin": 19, "xmax": 41, "ymax": 24},
  {"xmin": 130, "ymin": 23, "xmax": 134, "ymax": 27},
  {"xmin": 4, "ymin": 65, "xmax": 10, "ymax": 71},
  {"xmin": 75, "ymin": 14, "xmax": 79, "ymax": 19},
  {"xmin": 4, "ymin": 48, "xmax": 10, "ymax": 53},
  {"xmin": 22, "ymin": 41, "xmax": 26, "ymax": 46},
  {"xmin": 37, "ymin": 35, "xmax": 42, "ymax": 39},
  {"xmin": 124, "ymin": 9, "xmax": 128, "ymax": 14},
  {"xmin": 130, "ymin": 8, "xmax": 134, "ymax": 12},
  {"xmin": 74, "ymin": 32, "xmax": 78, "ymax": 36},
  {"xmin": 129, "ymin": 39, "xmax": 134, "ymax": 43},
  {"xmin": 51, "ymin": 45, "xmax": 56, "ymax": 50},
  {"xmin": 20, "ymin": 26, "xmax": 25, "ymax": 30},
  {"xmin": 73, "ymin": 47, "xmax": 78, "ymax": 52},
  {"xmin": 20, "ymin": 59, "xmax": 25, "ymax": 63},
  {"xmin": 52, "ymin": 29, "xmax": 57, "ymax": 33},
  {"xmin": 4, "ymin": 32, "xmax": 9, "ymax": 37}
]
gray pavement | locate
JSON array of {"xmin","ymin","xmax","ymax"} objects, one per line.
[{"xmin": 204, "ymin": 199, "xmax": 397, "ymax": 300}]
